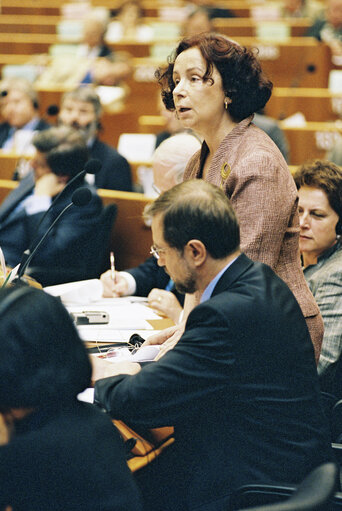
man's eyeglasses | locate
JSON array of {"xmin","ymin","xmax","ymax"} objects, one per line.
[{"xmin": 150, "ymin": 245, "xmax": 167, "ymax": 260}]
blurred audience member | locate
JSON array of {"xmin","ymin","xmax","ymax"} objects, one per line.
[
  {"xmin": 293, "ymin": 160, "xmax": 342, "ymax": 397},
  {"xmin": 107, "ymin": 0, "xmax": 153, "ymax": 42},
  {"xmin": 182, "ymin": 8, "xmax": 214, "ymax": 38},
  {"xmin": 77, "ymin": 8, "xmax": 132, "ymax": 85},
  {"xmin": 187, "ymin": 0, "xmax": 235, "ymax": 19},
  {"xmin": 0, "ymin": 78, "xmax": 49, "ymax": 155},
  {"xmin": 101, "ymin": 132, "xmax": 201, "ymax": 323},
  {"xmin": 59, "ymin": 87, "xmax": 132, "ymax": 191},
  {"xmin": 282, "ymin": 0, "xmax": 307, "ymax": 17},
  {"xmin": 281, "ymin": 0, "xmax": 322, "ymax": 18},
  {"xmin": 327, "ymin": 136, "xmax": 342, "ymax": 165},
  {"xmin": 306, "ymin": 0, "xmax": 342, "ymax": 59},
  {"xmin": 77, "ymin": 8, "xmax": 112, "ymax": 59},
  {"xmin": 0, "ymin": 285, "xmax": 142, "ymax": 511},
  {"xmin": 254, "ymin": 112, "xmax": 290, "ymax": 163},
  {"xmin": 0, "ymin": 126, "xmax": 103, "ymax": 284}
]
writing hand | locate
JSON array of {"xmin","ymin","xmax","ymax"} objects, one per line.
[{"xmin": 100, "ymin": 270, "xmax": 129, "ymax": 297}]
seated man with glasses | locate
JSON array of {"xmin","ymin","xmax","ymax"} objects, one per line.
[{"xmin": 93, "ymin": 179, "xmax": 332, "ymax": 511}]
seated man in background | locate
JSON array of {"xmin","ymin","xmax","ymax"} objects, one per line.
[
  {"xmin": 77, "ymin": 7, "xmax": 132, "ymax": 86},
  {"xmin": 58, "ymin": 86, "xmax": 133, "ymax": 191},
  {"xmin": 306, "ymin": 0, "xmax": 342, "ymax": 59},
  {"xmin": 93, "ymin": 180, "xmax": 332, "ymax": 511},
  {"xmin": 101, "ymin": 132, "xmax": 201, "ymax": 323},
  {"xmin": 0, "ymin": 78, "xmax": 50, "ymax": 157},
  {"xmin": 0, "ymin": 126, "xmax": 102, "ymax": 286}
]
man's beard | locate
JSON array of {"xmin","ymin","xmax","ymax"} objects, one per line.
[
  {"xmin": 59, "ymin": 120, "xmax": 97, "ymax": 143},
  {"xmin": 173, "ymin": 270, "xmax": 197, "ymax": 295}
]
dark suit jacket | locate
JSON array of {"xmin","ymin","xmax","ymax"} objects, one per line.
[
  {"xmin": 0, "ymin": 400, "xmax": 142, "ymax": 511},
  {"xmin": 90, "ymin": 138, "xmax": 133, "ymax": 191},
  {"xmin": 95, "ymin": 254, "xmax": 332, "ymax": 511},
  {"xmin": 127, "ymin": 255, "xmax": 184, "ymax": 305},
  {"xmin": 0, "ymin": 118, "xmax": 50, "ymax": 149},
  {"xmin": 0, "ymin": 172, "xmax": 103, "ymax": 273}
]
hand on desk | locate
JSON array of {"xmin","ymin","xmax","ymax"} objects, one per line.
[
  {"xmin": 143, "ymin": 320, "xmax": 186, "ymax": 359},
  {"xmin": 91, "ymin": 356, "xmax": 141, "ymax": 382},
  {"xmin": 101, "ymin": 270, "xmax": 129, "ymax": 298},
  {"xmin": 147, "ymin": 288, "xmax": 183, "ymax": 324}
]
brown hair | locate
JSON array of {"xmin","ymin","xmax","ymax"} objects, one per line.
[
  {"xmin": 155, "ymin": 33, "xmax": 273, "ymax": 123},
  {"xmin": 293, "ymin": 159, "xmax": 342, "ymax": 234},
  {"xmin": 144, "ymin": 179, "xmax": 240, "ymax": 259}
]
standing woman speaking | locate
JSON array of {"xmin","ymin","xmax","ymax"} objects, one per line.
[{"xmin": 156, "ymin": 33, "xmax": 323, "ymax": 360}]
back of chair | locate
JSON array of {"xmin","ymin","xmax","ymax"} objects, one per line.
[{"xmin": 232, "ymin": 462, "xmax": 338, "ymax": 511}]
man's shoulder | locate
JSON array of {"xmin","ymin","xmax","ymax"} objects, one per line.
[
  {"xmin": 0, "ymin": 121, "xmax": 10, "ymax": 133},
  {"xmin": 196, "ymin": 255, "xmax": 300, "ymax": 318},
  {"xmin": 91, "ymin": 138, "xmax": 126, "ymax": 161}
]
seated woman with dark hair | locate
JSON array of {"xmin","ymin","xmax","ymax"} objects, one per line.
[
  {"xmin": 0, "ymin": 286, "xmax": 142, "ymax": 511},
  {"xmin": 293, "ymin": 160, "xmax": 342, "ymax": 399}
]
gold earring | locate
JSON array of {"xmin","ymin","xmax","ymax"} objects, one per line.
[{"xmin": 224, "ymin": 98, "xmax": 230, "ymax": 110}]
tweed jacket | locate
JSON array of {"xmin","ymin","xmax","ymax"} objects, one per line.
[
  {"xmin": 304, "ymin": 241, "xmax": 342, "ymax": 393},
  {"xmin": 184, "ymin": 116, "xmax": 323, "ymax": 360}
]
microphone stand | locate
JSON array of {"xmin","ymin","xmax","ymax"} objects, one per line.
[{"xmin": 16, "ymin": 203, "xmax": 74, "ymax": 281}]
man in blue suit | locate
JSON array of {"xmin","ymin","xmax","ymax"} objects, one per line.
[
  {"xmin": 58, "ymin": 87, "xmax": 132, "ymax": 191},
  {"xmin": 0, "ymin": 126, "xmax": 102, "ymax": 285},
  {"xmin": 93, "ymin": 179, "xmax": 332, "ymax": 511},
  {"xmin": 0, "ymin": 78, "xmax": 50, "ymax": 162}
]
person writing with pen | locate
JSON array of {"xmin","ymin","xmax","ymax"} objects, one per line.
[{"xmin": 101, "ymin": 132, "xmax": 201, "ymax": 323}]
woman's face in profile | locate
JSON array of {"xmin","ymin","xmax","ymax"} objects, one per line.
[
  {"xmin": 171, "ymin": 47, "xmax": 226, "ymax": 136},
  {"xmin": 298, "ymin": 185, "xmax": 339, "ymax": 259}
]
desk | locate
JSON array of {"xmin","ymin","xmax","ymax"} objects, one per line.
[{"xmin": 44, "ymin": 277, "xmax": 176, "ymax": 472}]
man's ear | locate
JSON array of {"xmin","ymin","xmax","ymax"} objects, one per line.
[{"xmin": 185, "ymin": 239, "xmax": 207, "ymax": 267}]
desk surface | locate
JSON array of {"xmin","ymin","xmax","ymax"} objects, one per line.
[{"xmin": 44, "ymin": 278, "xmax": 174, "ymax": 345}]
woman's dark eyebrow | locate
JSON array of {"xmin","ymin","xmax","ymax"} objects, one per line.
[{"xmin": 173, "ymin": 66, "xmax": 204, "ymax": 76}]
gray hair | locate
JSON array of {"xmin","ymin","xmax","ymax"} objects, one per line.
[
  {"xmin": 152, "ymin": 132, "xmax": 201, "ymax": 184},
  {"xmin": 61, "ymin": 86, "xmax": 102, "ymax": 120},
  {"xmin": 0, "ymin": 77, "xmax": 39, "ymax": 109}
]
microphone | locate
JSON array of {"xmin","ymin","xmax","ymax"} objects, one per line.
[
  {"xmin": 31, "ymin": 158, "xmax": 101, "ymax": 238},
  {"xmin": 16, "ymin": 187, "xmax": 92, "ymax": 281}
]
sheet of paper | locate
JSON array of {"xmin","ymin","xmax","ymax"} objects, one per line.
[
  {"xmin": 78, "ymin": 328, "xmax": 161, "ymax": 343},
  {"xmin": 44, "ymin": 279, "xmax": 103, "ymax": 304},
  {"xmin": 68, "ymin": 301, "xmax": 160, "ymax": 330}
]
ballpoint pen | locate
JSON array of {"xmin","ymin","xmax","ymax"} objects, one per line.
[{"xmin": 110, "ymin": 251, "xmax": 116, "ymax": 284}]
